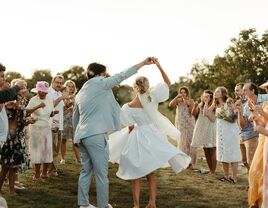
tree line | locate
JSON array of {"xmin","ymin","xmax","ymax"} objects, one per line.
[{"xmin": 4, "ymin": 28, "xmax": 268, "ymax": 105}]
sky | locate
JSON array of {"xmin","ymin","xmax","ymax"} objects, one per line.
[{"xmin": 0, "ymin": 0, "xmax": 267, "ymax": 86}]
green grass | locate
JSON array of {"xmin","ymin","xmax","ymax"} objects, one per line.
[{"xmin": 2, "ymin": 142, "xmax": 248, "ymax": 208}]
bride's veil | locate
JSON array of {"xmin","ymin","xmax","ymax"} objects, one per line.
[{"xmin": 139, "ymin": 93, "xmax": 181, "ymax": 143}]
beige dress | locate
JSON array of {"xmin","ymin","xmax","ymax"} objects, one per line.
[
  {"xmin": 175, "ymin": 104, "xmax": 195, "ymax": 156},
  {"xmin": 191, "ymin": 111, "xmax": 216, "ymax": 148}
]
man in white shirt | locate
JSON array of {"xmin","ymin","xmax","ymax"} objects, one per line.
[{"xmin": 48, "ymin": 75, "xmax": 68, "ymax": 175}]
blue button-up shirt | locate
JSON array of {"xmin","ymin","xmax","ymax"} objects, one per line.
[{"xmin": 240, "ymin": 94, "xmax": 268, "ymax": 141}]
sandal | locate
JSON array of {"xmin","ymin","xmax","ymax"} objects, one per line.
[
  {"xmin": 40, "ymin": 174, "xmax": 49, "ymax": 179},
  {"xmin": 218, "ymin": 177, "xmax": 230, "ymax": 182},
  {"xmin": 32, "ymin": 176, "xmax": 45, "ymax": 182},
  {"xmin": 228, "ymin": 177, "xmax": 237, "ymax": 184}
]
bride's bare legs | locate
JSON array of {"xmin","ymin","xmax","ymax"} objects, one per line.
[
  {"xmin": 146, "ymin": 172, "xmax": 157, "ymax": 208},
  {"xmin": 132, "ymin": 178, "xmax": 141, "ymax": 208}
]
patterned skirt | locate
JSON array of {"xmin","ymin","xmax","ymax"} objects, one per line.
[{"xmin": 0, "ymin": 132, "xmax": 27, "ymax": 168}]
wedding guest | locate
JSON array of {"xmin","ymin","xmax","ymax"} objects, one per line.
[
  {"xmin": 27, "ymin": 81, "xmax": 56, "ymax": 181},
  {"xmin": 191, "ymin": 90, "xmax": 217, "ymax": 174},
  {"xmin": 248, "ymin": 81, "xmax": 268, "ymax": 208},
  {"xmin": 60, "ymin": 80, "xmax": 80, "ymax": 164},
  {"xmin": 48, "ymin": 75, "xmax": 68, "ymax": 176},
  {"xmin": 0, "ymin": 64, "xmax": 25, "ymax": 104},
  {"xmin": 214, "ymin": 87, "xmax": 241, "ymax": 183},
  {"xmin": 236, "ymin": 83, "xmax": 268, "ymax": 169},
  {"xmin": 169, "ymin": 86, "xmax": 196, "ymax": 168},
  {"xmin": 0, "ymin": 79, "xmax": 29, "ymax": 194},
  {"xmin": 234, "ymin": 83, "xmax": 250, "ymax": 170}
]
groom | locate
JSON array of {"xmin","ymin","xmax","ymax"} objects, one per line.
[{"xmin": 73, "ymin": 57, "xmax": 155, "ymax": 208}]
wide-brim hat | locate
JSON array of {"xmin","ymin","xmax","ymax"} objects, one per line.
[
  {"xmin": 259, "ymin": 80, "xmax": 268, "ymax": 89},
  {"xmin": 31, "ymin": 81, "xmax": 49, "ymax": 93}
]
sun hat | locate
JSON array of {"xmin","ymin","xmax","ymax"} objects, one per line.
[
  {"xmin": 259, "ymin": 80, "xmax": 268, "ymax": 89},
  {"xmin": 31, "ymin": 81, "xmax": 50, "ymax": 93}
]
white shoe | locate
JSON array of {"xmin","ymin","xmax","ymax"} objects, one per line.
[
  {"xmin": 60, "ymin": 159, "xmax": 65, "ymax": 164},
  {"xmin": 107, "ymin": 204, "xmax": 113, "ymax": 208},
  {"xmin": 14, "ymin": 185, "xmax": 26, "ymax": 190},
  {"xmin": 79, "ymin": 204, "xmax": 96, "ymax": 208}
]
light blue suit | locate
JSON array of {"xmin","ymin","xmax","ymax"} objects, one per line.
[{"xmin": 73, "ymin": 66, "xmax": 137, "ymax": 208}]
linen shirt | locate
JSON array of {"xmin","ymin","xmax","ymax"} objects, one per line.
[{"xmin": 48, "ymin": 87, "xmax": 65, "ymax": 131}]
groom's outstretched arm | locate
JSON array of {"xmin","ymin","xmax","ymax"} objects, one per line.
[{"xmin": 102, "ymin": 57, "xmax": 155, "ymax": 89}]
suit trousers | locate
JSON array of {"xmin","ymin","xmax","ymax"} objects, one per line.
[
  {"xmin": 49, "ymin": 130, "xmax": 62, "ymax": 172},
  {"xmin": 78, "ymin": 134, "xmax": 109, "ymax": 208}
]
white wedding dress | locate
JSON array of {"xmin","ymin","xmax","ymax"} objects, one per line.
[{"xmin": 109, "ymin": 83, "xmax": 191, "ymax": 180}]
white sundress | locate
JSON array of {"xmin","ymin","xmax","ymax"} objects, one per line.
[
  {"xmin": 109, "ymin": 83, "xmax": 191, "ymax": 180},
  {"xmin": 215, "ymin": 104, "xmax": 241, "ymax": 163},
  {"xmin": 191, "ymin": 112, "xmax": 216, "ymax": 148}
]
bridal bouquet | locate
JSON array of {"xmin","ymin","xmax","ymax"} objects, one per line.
[{"xmin": 216, "ymin": 104, "xmax": 236, "ymax": 122}]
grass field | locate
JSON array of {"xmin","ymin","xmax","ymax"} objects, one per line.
[{"xmin": 1, "ymin": 141, "xmax": 248, "ymax": 208}]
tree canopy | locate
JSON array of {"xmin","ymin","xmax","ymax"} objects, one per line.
[
  {"xmin": 171, "ymin": 28, "xmax": 268, "ymax": 100},
  {"xmin": 3, "ymin": 28, "xmax": 268, "ymax": 103}
]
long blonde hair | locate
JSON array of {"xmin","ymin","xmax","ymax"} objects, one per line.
[
  {"xmin": 64, "ymin": 80, "xmax": 77, "ymax": 94},
  {"xmin": 214, "ymin": 86, "xmax": 228, "ymax": 106}
]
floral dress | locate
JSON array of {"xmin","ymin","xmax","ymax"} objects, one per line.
[
  {"xmin": 63, "ymin": 96, "xmax": 75, "ymax": 139},
  {"xmin": 175, "ymin": 104, "xmax": 195, "ymax": 155},
  {"xmin": 191, "ymin": 108, "xmax": 216, "ymax": 148},
  {"xmin": 0, "ymin": 97, "xmax": 28, "ymax": 168}
]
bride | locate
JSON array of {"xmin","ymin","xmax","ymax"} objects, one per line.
[{"xmin": 109, "ymin": 58, "xmax": 191, "ymax": 208}]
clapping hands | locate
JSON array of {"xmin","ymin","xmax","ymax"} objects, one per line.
[{"xmin": 38, "ymin": 102, "xmax": 46, "ymax": 109}]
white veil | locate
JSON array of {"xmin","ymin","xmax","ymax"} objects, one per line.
[{"xmin": 138, "ymin": 93, "xmax": 181, "ymax": 142}]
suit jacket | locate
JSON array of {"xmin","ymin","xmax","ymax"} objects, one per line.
[
  {"xmin": 73, "ymin": 66, "xmax": 137, "ymax": 143},
  {"xmin": 0, "ymin": 86, "xmax": 20, "ymax": 104}
]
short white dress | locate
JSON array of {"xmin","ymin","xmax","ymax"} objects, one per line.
[
  {"xmin": 215, "ymin": 105, "xmax": 241, "ymax": 163},
  {"xmin": 109, "ymin": 83, "xmax": 191, "ymax": 180},
  {"xmin": 191, "ymin": 111, "xmax": 216, "ymax": 148}
]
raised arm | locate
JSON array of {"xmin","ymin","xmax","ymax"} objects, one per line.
[
  {"xmin": 169, "ymin": 94, "xmax": 180, "ymax": 108},
  {"xmin": 102, "ymin": 57, "xmax": 155, "ymax": 89},
  {"xmin": 204, "ymin": 102, "xmax": 216, "ymax": 122},
  {"xmin": 0, "ymin": 86, "xmax": 20, "ymax": 103},
  {"xmin": 191, "ymin": 102, "xmax": 200, "ymax": 117},
  {"xmin": 252, "ymin": 105, "xmax": 268, "ymax": 121},
  {"xmin": 234, "ymin": 100, "xmax": 248, "ymax": 128},
  {"xmin": 154, "ymin": 58, "xmax": 171, "ymax": 86}
]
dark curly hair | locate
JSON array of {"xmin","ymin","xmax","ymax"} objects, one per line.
[{"xmin": 87, "ymin": 62, "xmax": 106, "ymax": 80}]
